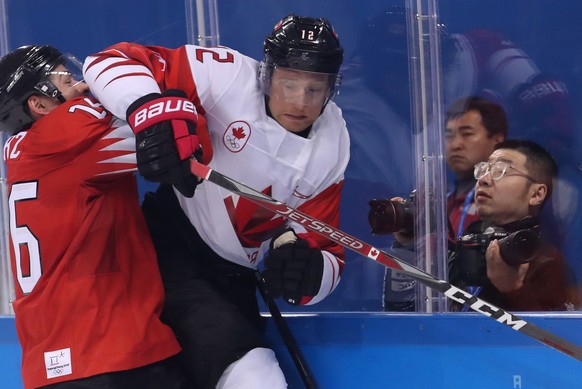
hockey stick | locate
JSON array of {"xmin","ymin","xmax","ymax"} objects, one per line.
[
  {"xmin": 255, "ymin": 270, "xmax": 318, "ymax": 389},
  {"xmin": 190, "ymin": 159, "xmax": 582, "ymax": 363}
]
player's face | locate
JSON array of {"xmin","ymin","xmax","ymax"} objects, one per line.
[
  {"xmin": 445, "ymin": 110, "xmax": 503, "ymax": 180},
  {"xmin": 48, "ymin": 64, "xmax": 89, "ymax": 101},
  {"xmin": 31, "ymin": 65, "xmax": 89, "ymax": 114},
  {"xmin": 268, "ymin": 68, "xmax": 330, "ymax": 133}
]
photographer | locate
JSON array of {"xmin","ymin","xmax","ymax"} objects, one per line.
[
  {"xmin": 445, "ymin": 97, "xmax": 507, "ymax": 243},
  {"xmin": 449, "ymin": 139, "xmax": 578, "ymax": 311},
  {"xmin": 369, "ymin": 96, "xmax": 507, "ymax": 311}
]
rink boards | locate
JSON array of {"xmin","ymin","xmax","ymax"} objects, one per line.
[{"xmin": 2, "ymin": 313, "xmax": 582, "ymax": 388}]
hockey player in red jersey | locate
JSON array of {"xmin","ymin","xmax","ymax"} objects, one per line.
[
  {"xmin": 0, "ymin": 46, "xmax": 188, "ymax": 389},
  {"xmin": 84, "ymin": 14, "xmax": 349, "ymax": 389}
]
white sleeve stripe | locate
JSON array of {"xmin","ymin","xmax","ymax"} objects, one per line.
[
  {"xmin": 99, "ymin": 137, "xmax": 134, "ymax": 152},
  {"xmin": 97, "ymin": 154, "xmax": 136, "ymax": 165},
  {"xmin": 303, "ymin": 250, "xmax": 341, "ymax": 306},
  {"xmin": 95, "ymin": 168, "xmax": 137, "ymax": 176}
]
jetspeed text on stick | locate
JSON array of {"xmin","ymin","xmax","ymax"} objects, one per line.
[{"xmin": 279, "ymin": 206, "xmax": 363, "ymax": 249}]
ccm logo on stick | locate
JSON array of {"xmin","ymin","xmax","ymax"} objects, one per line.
[{"xmin": 444, "ymin": 286, "xmax": 527, "ymax": 330}]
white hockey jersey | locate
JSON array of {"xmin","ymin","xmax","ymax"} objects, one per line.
[{"xmin": 84, "ymin": 43, "xmax": 349, "ymax": 304}]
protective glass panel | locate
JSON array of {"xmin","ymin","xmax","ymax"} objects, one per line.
[{"xmin": 0, "ymin": 0, "xmax": 580, "ymax": 317}]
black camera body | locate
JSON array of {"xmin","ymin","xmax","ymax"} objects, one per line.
[
  {"xmin": 368, "ymin": 190, "xmax": 416, "ymax": 235},
  {"xmin": 454, "ymin": 226, "xmax": 541, "ymax": 286}
]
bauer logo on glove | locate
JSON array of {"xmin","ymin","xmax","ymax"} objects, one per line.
[{"xmin": 126, "ymin": 89, "xmax": 212, "ymax": 197}]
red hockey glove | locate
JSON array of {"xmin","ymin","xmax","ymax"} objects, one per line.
[
  {"xmin": 127, "ymin": 89, "xmax": 202, "ymax": 197},
  {"xmin": 263, "ymin": 229, "xmax": 324, "ymax": 306}
]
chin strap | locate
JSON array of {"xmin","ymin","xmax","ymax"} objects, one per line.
[{"xmin": 34, "ymin": 79, "xmax": 66, "ymax": 103}]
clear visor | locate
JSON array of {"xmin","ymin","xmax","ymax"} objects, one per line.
[
  {"xmin": 259, "ymin": 63, "xmax": 341, "ymax": 107},
  {"xmin": 45, "ymin": 53, "xmax": 85, "ymax": 87},
  {"xmin": 35, "ymin": 53, "xmax": 86, "ymax": 101}
]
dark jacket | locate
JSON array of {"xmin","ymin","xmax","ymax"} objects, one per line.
[{"xmin": 449, "ymin": 217, "xmax": 578, "ymax": 311}]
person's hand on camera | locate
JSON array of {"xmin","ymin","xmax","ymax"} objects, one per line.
[
  {"xmin": 368, "ymin": 195, "xmax": 414, "ymax": 246},
  {"xmin": 126, "ymin": 89, "xmax": 211, "ymax": 197},
  {"xmin": 486, "ymin": 239, "xmax": 529, "ymax": 292},
  {"xmin": 263, "ymin": 229, "xmax": 324, "ymax": 305},
  {"xmin": 388, "ymin": 196, "xmax": 414, "ymax": 246}
]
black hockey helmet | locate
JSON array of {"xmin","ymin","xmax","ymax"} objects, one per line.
[
  {"xmin": 260, "ymin": 14, "xmax": 344, "ymax": 101},
  {"xmin": 0, "ymin": 45, "xmax": 66, "ymax": 134},
  {"xmin": 263, "ymin": 14, "xmax": 344, "ymax": 74}
]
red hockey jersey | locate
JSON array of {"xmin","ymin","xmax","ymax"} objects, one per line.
[{"xmin": 3, "ymin": 97, "xmax": 180, "ymax": 388}]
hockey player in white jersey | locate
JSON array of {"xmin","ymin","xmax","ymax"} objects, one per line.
[{"xmin": 83, "ymin": 14, "xmax": 348, "ymax": 389}]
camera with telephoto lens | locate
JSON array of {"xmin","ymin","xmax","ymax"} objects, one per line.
[
  {"xmin": 368, "ymin": 190, "xmax": 416, "ymax": 235},
  {"xmin": 454, "ymin": 226, "xmax": 541, "ymax": 286}
]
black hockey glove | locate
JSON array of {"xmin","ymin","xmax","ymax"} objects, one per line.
[
  {"xmin": 127, "ymin": 89, "xmax": 202, "ymax": 197},
  {"xmin": 263, "ymin": 229, "xmax": 324, "ymax": 306}
]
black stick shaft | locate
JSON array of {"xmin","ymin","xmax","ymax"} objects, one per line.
[{"xmin": 255, "ymin": 271, "xmax": 318, "ymax": 389}]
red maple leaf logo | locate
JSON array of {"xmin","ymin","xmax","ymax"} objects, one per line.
[
  {"xmin": 232, "ymin": 127, "xmax": 246, "ymax": 140},
  {"xmin": 371, "ymin": 249, "xmax": 378, "ymax": 256},
  {"xmin": 224, "ymin": 186, "xmax": 285, "ymax": 248}
]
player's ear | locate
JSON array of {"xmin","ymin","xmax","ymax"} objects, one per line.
[{"xmin": 27, "ymin": 95, "xmax": 50, "ymax": 118}]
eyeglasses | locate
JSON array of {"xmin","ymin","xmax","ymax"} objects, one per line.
[{"xmin": 474, "ymin": 161, "xmax": 539, "ymax": 183}]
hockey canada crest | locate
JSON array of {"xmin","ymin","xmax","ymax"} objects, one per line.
[{"xmin": 223, "ymin": 121, "xmax": 251, "ymax": 153}]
